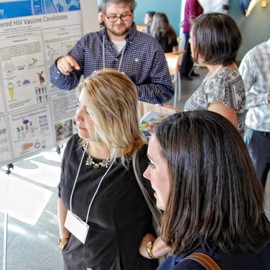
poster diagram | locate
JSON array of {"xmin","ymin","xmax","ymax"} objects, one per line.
[
  {"xmin": 0, "ymin": 1, "xmax": 86, "ymax": 167},
  {"xmin": 8, "ymin": 104, "xmax": 54, "ymax": 157}
]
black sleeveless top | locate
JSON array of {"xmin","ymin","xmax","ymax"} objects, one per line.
[{"xmin": 59, "ymin": 134, "xmax": 158, "ymax": 270}]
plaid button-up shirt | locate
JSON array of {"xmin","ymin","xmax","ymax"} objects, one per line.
[
  {"xmin": 50, "ymin": 23, "xmax": 174, "ymax": 104},
  {"xmin": 239, "ymin": 39, "xmax": 270, "ymax": 132}
]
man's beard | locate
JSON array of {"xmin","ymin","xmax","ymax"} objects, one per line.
[{"xmin": 105, "ymin": 22, "xmax": 131, "ymax": 37}]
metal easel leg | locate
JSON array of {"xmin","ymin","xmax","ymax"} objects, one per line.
[
  {"xmin": 55, "ymin": 145, "xmax": 63, "ymax": 156},
  {"xmin": 2, "ymin": 163, "xmax": 13, "ymax": 270},
  {"xmin": 173, "ymin": 75, "xmax": 180, "ymax": 109},
  {"xmin": 3, "ymin": 213, "xmax": 8, "ymax": 270},
  {"xmin": 173, "ymin": 75, "xmax": 178, "ymax": 109},
  {"xmin": 178, "ymin": 74, "xmax": 181, "ymax": 103}
]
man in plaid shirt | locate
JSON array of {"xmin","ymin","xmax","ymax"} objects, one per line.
[
  {"xmin": 239, "ymin": 38, "xmax": 270, "ymax": 187},
  {"xmin": 50, "ymin": 0, "xmax": 174, "ymax": 105}
]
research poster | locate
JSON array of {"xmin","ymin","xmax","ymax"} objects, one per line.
[{"xmin": 0, "ymin": 0, "xmax": 99, "ymax": 167}]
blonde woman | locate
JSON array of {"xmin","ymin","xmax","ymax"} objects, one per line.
[{"xmin": 57, "ymin": 69, "xmax": 158, "ymax": 270}]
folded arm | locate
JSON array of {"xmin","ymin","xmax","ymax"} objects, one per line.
[{"xmin": 139, "ymin": 234, "xmax": 171, "ymax": 259}]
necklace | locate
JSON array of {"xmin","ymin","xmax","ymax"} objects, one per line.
[
  {"xmin": 85, "ymin": 155, "xmax": 111, "ymax": 169},
  {"xmin": 83, "ymin": 144, "xmax": 111, "ymax": 169}
]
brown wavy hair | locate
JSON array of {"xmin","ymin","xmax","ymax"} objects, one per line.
[
  {"xmin": 150, "ymin": 12, "xmax": 177, "ymax": 45},
  {"xmin": 155, "ymin": 110, "xmax": 269, "ymax": 255}
]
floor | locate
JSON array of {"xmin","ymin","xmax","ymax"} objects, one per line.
[
  {"xmin": 167, "ymin": 66, "xmax": 208, "ymax": 110},
  {"xmin": 0, "ymin": 150, "xmax": 64, "ymax": 270},
  {"xmin": 0, "ymin": 67, "xmax": 269, "ymax": 270}
]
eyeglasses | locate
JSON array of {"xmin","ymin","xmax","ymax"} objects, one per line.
[{"xmin": 105, "ymin": 13, "xmax": 132, "ymax": 22}]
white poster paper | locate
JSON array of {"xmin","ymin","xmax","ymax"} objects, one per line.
[{"xmin": 0, "ymin": 0, "xmax": 99, "ymax": 167}]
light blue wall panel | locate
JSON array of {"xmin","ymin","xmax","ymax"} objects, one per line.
[
  {"xmin": 228, "ymin": 0, "xmax": 270, "ymax": 60},
  {"xmin": 134, "ymin": 0, "xmax": 182, "ymax": 36}
]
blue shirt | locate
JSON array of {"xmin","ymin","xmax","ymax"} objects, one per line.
[
  {"xmin": 50, "ymin": 23, "xmax": 174, "ymax": 104},
  {"xmin": 239, "ymin": 39, "xmax": 270, "ymax": 132},
  {"xmin": 158, "ymin": 242, "xmax": 270, "ymax": 270}
]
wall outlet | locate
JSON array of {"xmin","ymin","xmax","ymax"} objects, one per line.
[{"xmin": 261, "ymin": 0, "xmax": 268, "ymax": 7}]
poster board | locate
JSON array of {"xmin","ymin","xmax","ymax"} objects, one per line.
[
  {"xmin": 0, "ymin": 0, "xmax": 99, "ymax": 168},
  {"xmin": 138, "ymin": 102, "xmax": 179, "ymax": 137}
]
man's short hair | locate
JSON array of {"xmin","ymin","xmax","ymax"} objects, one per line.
[{"xmin": 101, "ymin": 0, "xmax": 137, "ymax": 13}]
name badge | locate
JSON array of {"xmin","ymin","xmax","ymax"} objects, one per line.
[{"xmin": 64, "ymin": 210, "xmax": 89, "ymax": 244}]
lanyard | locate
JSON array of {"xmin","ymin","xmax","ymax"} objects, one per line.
[
  {"xmin": 69, "ymin": 143, "xmax": 115, "ymax": 223},
  {"xmin": 102, "ymin": 35, "xmax": 126, "ymax": 72}
]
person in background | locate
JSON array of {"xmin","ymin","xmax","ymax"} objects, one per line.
[
  {"xmin": 239, "ymin": 38, "xmax": 270, "ymax": 188},
  {"xmin": 58, "ymin": 69, "xmax": 158, "ymax": 270},
  {"xmin": 50, "ymin": 0, "xmax": 174, "ymax": 105},
  {"xmin": 144, "ymin": 10, "xmax": 155, "ymax": 34},
  {"xmin": 198, "ymin": 0, "xmax": 229, "ymax": 14},
  {"xmin": 184, "ymin": 13, "xmax": 246, "ymax": 136},
  {"xmin": 180, "ymin": 0, "xmax": 203, "ymax": 80},
  {"xmin": 141, "ymin": 110, "xmax": 270, "ymax": 270},
  {"xmin": 150, "ymin": 12, "xmax": 178, "ymax": 53},
  {"xmin": 98, "ymin": 5, "xmax": 104, "ymax": 27}
]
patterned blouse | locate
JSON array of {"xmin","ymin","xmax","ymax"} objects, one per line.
[{"xmin": 184, "ymin": 67, "xmax": 246, "ymax": 135}]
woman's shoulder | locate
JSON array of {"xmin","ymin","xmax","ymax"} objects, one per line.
[
  {"xmin": 160, "ymin": 239, "xmax": 270, "ymax": 270},
  {"xmin": 173, "ymin": 259, "xmax": 205, "ymax": 270},
  {"xmin": 217, "ymin": 68, "xmax": 245, "ymax": 96},
  {"xmin": 218, "ymin": 67, "xmax": 242, "ymax": 82},
  {"xmin": 158, "ymin": 254, "xmax": 205, "ymax": 270},
  {"xmin": 63, "ymin": 134, "xmax": 81, "ymax": 157},
  {"xmin": 66, "ymin": 134, "xmax": 80, "ymax": 147},
  {"xmin": 209, "ymin": 67, "xmax": 244, "ymax": 93}
]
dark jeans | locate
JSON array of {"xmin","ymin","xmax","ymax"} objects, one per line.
[
  {"xmin": 180, "ymin": 32, "xmax": 194, "ymax": 76},
  {"xmin": 245, "ymin": 128, "xmax": 270, "ymax": 187}
]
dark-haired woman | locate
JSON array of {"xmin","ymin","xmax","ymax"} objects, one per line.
[
  {"xmin": 141, "ymin": 110, "xmax": 270, "ymax": 269},
  {"xmin": 151, "ymin": 13, "xmax": 178, "ymax": 53},
  {"xmin": 184, "ymin": 13, "xmax": 246, "ymax": 135}
]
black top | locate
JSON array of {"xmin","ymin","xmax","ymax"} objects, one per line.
[
  {"xmin": 154, "ymin": 32, "xmax": 178, "ymax": 53},
  {"xmin": 59, "ymin": 135, "xmax": 158, "ymax": 270}
]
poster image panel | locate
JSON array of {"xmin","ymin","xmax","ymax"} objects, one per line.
[
  {"xmin": 7, "ymin": 104, "xmax": 54, "ymax": 162},
  {"xmin": 0, "ymin": 0, "xmax": 80, "ymax": 19},
  {"xmin": 0, "ymin": 31, "xmax": 46, "ymax": 112}
]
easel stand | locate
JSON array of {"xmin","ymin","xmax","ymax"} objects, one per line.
[
  {"xmin": 2, "ymin": 163, "xmax": 13, "ymax": 270},
  {"xmin": 55, "ymin": 145, "xmax": 63, "ymax": 156}
]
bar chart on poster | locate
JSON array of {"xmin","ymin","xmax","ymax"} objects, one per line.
[{"xmin": 0, "ymin": 0, "xmax": 99, "ymax": 168}]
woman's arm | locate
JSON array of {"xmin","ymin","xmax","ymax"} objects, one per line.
[
  {"xmin": 172, "ymin": 45, "xmax": 179, "ymax": 52},
  {"xmin": 208, "ymin": 102, "xmax": 238, "ymax": 128},
  {"xmin": 139, "ymin": 234, "xmax": 171, "ymax": 259},
  {"xmin": 57, "ymin": 198, "xmax": 71, "ymax": 243}
]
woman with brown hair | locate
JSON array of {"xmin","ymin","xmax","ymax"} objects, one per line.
[
  {"xmin": 150, "ymin": 12, "xmax": 178, "ymax": 53},
  {"xmin": 184, "ymin": 13, "xmax": 246, "ymax": 136},
  {"xmin": 141, "ymin": 110, "xmax": 270, "ymax": 269}
]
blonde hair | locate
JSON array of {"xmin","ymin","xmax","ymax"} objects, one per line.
[{"xmin": 77, "ymin": 69, "xmax": 145, "ymax": 163}]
